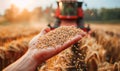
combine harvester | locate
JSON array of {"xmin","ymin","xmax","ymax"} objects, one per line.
[{"xmin": 48, "ymin": 0, "xmax": 90, "ymax": 32}]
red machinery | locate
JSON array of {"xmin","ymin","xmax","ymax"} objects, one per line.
[{"xmin": 48, "ymin": 0, "xmax": 90, "ymax": 32}]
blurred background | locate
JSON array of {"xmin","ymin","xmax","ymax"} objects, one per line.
[
  {"xmin": 0, "ymin": 0, "xmax": 120, "ymax": 71},
  {"xmin": 0, "ymin": 0, "xmax": 120, "ymax": 24}
]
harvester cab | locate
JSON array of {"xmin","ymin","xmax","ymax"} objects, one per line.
[{"xmin": 48, "ymin": 0, "xmax": 90, "ymax": 32}]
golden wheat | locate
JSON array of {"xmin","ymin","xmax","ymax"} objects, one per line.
[
  {"xmin": 39, "ymin": 29, "xmax": 120, "ymax": 71},
  {"xmin": 0, "ymin": 26, "xmax": 120, "ymax": 71}
]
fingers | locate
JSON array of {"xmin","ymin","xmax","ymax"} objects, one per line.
[
  {"xmin": 34, "ymin": 34, "xmax": 84, "ymax": 64},
  {"xmin": 55, "ymin": 34, "xmax": 83, "ymax": 54},
  {"xmin": 80, "ymin": 31, "xmax": 87, "ymax": 37}
]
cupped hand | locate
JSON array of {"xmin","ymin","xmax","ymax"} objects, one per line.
[
  {"xmin": 28, "ymin": 28, "xmax": 86, "ymax": 64},
  {"xmin": 3, "ymin": 28, "xmax": 86, "ymax": 71}
]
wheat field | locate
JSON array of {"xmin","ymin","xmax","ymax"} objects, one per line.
[{"xmin": 0, "ymin": 23, "xmax": 120, "ymax": 71}]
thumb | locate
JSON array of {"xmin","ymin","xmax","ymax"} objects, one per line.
[
  {"xmin": 38, "ymin": 27, "xmax": 50, "ymax": 37},
  {"xmin": 29, "ymin": 28, "xmax": 50, "ymax": 48},
  {"xmin": 34, "ymin": 35, "xmax": 83, "ymax": 64}
]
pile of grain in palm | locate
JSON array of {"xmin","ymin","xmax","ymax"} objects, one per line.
[{"xmin": 37, "ymin": 26, "xmax": 84, "ymax": 49}]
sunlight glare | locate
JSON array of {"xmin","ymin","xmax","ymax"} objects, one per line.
[{"xmin": 10, "ymin": 0, "xmax": 32, "ymax": 11}]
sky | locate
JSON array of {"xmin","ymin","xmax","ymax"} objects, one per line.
[{"xmin": 0, "ymin": 0, "xmax": 120, "ymax": 15}]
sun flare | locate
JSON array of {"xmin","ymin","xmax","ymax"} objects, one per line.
[{"xmin": 10, "ymin": 0, "xmax": 32, "ymax": 11}]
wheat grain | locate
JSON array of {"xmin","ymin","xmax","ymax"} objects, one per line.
[{"xmin": 37, "ymin": 26, "xmax": 84, "ymax": 49}]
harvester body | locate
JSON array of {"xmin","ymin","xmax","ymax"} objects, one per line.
[
  {"xmin": 48, "ymin": 0, "xmax": 90, "ymax": 32},
  {"xmin": 54, "ymin": 0, "xmax": 84, "ymax": 28}
]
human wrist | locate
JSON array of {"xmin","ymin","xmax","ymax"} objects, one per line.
[{"xmin": 3, "ymin": 49, "xmax": 38, "ymax": 71}]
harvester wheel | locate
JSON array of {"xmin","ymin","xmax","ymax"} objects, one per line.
[
  {"xmin": 54, "ymin": 18, "xmax": 61, "ymax": 28},
  {"xmin": 76, "ymin": 18, "xmax": 84, "ymax": 28}
]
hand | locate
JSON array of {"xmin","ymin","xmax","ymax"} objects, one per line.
[{"xmin": 3, "ymin": 28, "xmax": 86, "ymax": 71}]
